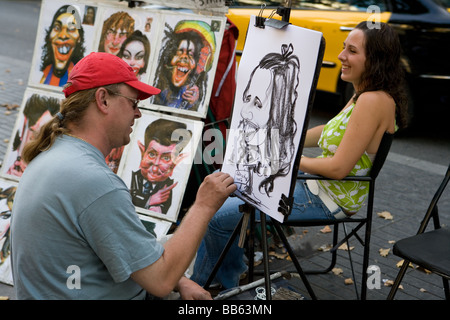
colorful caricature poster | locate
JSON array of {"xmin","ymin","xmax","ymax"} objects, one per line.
[
  {"xmin": 94, "ymin": 5, "xmax": 161, "ymax": 85},
  {"xmin": 148, "ymin": 13, "xmax": 226, "ymax": 118},
  {"xmin": 118, "ymin": 110, "xmax": 203, "ymax": 222},
  {"xmin": 222, "ymin": 16, "xmax": 323, "ymax": 223},
  {"xmin": 28, "ymin": 0, "xmax": 99, "ymax": 92},
  {"xmin": 0, "ymin": 179, "xmax": 18, "ymax": 285},
  {"xmin": 0, "ymin": 88, "xmax": 64, "ymax": 182}
]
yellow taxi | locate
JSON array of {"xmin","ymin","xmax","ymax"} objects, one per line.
[{"xmin": 227, "ymin": 0, "xmax": 450, "ymax": 113}]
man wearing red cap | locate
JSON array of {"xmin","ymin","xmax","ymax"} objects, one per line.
[{"xmin": 10, "ymin": 52, "xmax": 236, "ymax": 300}]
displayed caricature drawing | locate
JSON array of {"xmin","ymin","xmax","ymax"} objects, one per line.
[
  {"xmin": 0, "ymin": 88, "xmax": 63, "ymax": 181},
  {"xmin": 40, "ymin": 5, "xmax": 85, "ymax": 86},
  {"xmin": 222, "ymin": 16, "xmax": 323, "ymax": 222},
  {"xmin": 97, "ymin": 10, "xmax": 135, "ymax": 56},
  {"xmin": 28, "ymin": 0, "xmax": 98, "ymax": 90},
  {"xmin": 0, "ymin": 179, "xmax": 18, "ymax": 285},
  {"xmin": 118, "ymin": 30, "xmax": 151, "ymax": 81},
  {"xmin": 118, "ymin": 110, "xmax": 203, "ymax": 222},
  {"xmin": 130, "ymin": 118, "xmax": 191, "ymax": 214},
  {"xmin": 149, "ymin": 15, "xmax": 225, "ymax": 118},
  {"xmin": 96, "ymin": 6, "xmax": 159, "ymax": 81}
]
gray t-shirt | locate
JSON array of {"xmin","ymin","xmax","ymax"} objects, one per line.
[{"xmin": 11, "ymin": 135, "xmax": 164, "ymax": 299}]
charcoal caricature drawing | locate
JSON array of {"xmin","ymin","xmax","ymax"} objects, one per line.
[
  {"xmin": 227, "ymin": 44, "xmax": 300, "ymax": 208},
  {"xmin": 222, "ymin": 17, "xmax": 323, "ymax": 222}
]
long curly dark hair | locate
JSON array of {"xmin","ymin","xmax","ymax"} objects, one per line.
[
  {"xmin": 152, "ymin": 23, "xmax": 208, "ymax": 110},
  {"xmin": 353, "ymin": 21, "xmax": 409, "ymax": 129},
  {"xmin": 247, "ymin": 44, "xmax": 300, "ymax": 197}
]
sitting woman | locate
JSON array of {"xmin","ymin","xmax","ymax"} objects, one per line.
[{"xmin": 191, "ymin": 21, "xmax": 409, "ymax": 289}]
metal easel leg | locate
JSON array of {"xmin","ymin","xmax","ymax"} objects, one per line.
[{"xmin": 260, "ymin": 212, "xmax": 272, "ymax": 300}]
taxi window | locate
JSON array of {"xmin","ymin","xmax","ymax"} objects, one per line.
[
  {"xmin": 230, "ymin": 1, "xmax": 387, "ymax": 12},
  {"xmin": 391, "ymin": 0, "xmax": 428, "ymax": 13},
  {"xmin": 294, "ymin": 1, "xmax": 387, "ymax": 11},
  {"xmin": 433, "ymin": 0, "xmax": 450, "ymax": 9}
]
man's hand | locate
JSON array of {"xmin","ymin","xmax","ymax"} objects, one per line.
[
  {"xmin": 177, "ymin": 277, "xmax": 212, "ymax": 300},
  {"xmin": 195, "ymin": 171, "xmax": 236, "ymax": 216}
]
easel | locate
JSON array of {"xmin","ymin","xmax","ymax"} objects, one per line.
[
  {"xmin": 203, "ymin": 4, "xmax": 325, "ymax": 300},
  {"xmin": 204, "ymin": 201, "xmax": 318, "ymax": 300}
]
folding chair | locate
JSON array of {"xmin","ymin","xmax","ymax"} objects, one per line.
[
  {"xmin": 387, "ymin": 162, "xmax": 450, "ymax": 300},
  {"xmin": 255, "ymin": 131, "xmax": 394, "ymax": 300}
]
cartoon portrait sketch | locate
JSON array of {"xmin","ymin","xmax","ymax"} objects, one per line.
[
  {"xmin": 150, "ymin": 16, "xmax": 225, "ymax": 117},
  {"xmin": 29, "ymin": 0, "xmax": 98, "ymax": 90},
  {"xmin": 0, "ymin": 179, "xmax": 18, "ymax": 285},
  {"xmin": 117, "ymin": 110, "xmax": 203, "ymax": 222},
  {"xmin": 95, "ymin": 7, "xmax": 158, "ymax": 72},
  {"xmin": 97, "ymin": 10, "xmax": 135, "ymax": 56},
  {"xmin": 118, "ymin": 30, "xmax": 150, "ymax": 81},
  {"xmin": 39, "ymin": 5, "xmax": 86, "ymax": 87},
  {"xmin": 226, "ymin": 44, "xmax": 300, "ymax": 208},
  {"xmin": 82, "ymin": 6, "xmax": 96, "ymax": 26},
  {"xmin": 222, "ymin": 17, "xmax": 323, "ymax": 222},
  {"xmin": 130, "ymin": 118, "xmax": 192, "ymax": 214},
  {"xmin": 1, "ymin": 89, "xmax": 62, "ymax": 181}
]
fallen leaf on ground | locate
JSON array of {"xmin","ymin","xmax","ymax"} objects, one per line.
[
  {"xmin": 396, "ymin": 259, "xmax": 414, "ymax": 268},
  {"xmin": 338, "ymin": 243, "xmax": 354, "ymax": 251},
  {"xmin": 417, "ymin": 266, "xmax": 432, "ymax": 274},
  {"xmin": 377, "ymin": 211, "xmax": 393, "ymax": 220},
  {"xmin": 383, "ymin": 279, "xmax": 403, "ymax": 289},
  {"xmin": 344, "ymin": 278, "xmax": 354, "ymax": 285},
  {"xmin": 379, "ymin": 248, "xmax": 390, "ymax": 257},
  {"xmin": 320, "ymin": 225, "xmax": 332, "ymax": 233},
  {"xmin": 332, "ymin": 267, "xmax": 343, "ymax": 275}
]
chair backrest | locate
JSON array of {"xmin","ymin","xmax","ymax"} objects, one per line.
[
  {"xmin": 370, "ymin": 131, "xmax": 394, "ymax": 179},
  {"xmin": 417, "ymin": 162, "xmax": 450, "ymax": 234}
]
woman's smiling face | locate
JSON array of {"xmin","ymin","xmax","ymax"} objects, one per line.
[{"xmin": 338, "ymin": 28, "xmax": 367, "ymax": 91}]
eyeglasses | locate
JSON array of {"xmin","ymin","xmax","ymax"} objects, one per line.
[{"xmin": 110, "ymin": 91, "xmax": 140, "ymax": 110}]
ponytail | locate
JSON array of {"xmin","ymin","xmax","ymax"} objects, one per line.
[
  {"xmin": 21, "ymin": 83, "xmax": 121, "ymax": 164},
  {"xmin": 21, "ymin": 115, "xmax": 68, "ymax": 163}
]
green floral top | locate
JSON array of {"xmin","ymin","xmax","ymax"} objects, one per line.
[{"xmin": 317, "ymin": 103, "xmax": 372, "ymax": 213}]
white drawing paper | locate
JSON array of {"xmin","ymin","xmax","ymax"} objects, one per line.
[{"xmin": 222, "ymin": 16, "xmax": 323, "ymax": 222}]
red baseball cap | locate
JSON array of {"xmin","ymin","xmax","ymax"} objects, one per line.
[{"xmin": 62, "ymin": 52, "xmax": 160, "ymax": 100}]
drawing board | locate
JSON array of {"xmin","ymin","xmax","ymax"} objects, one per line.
[{"xmin": 221, "ymin": 16, "xmax": 324, "ymax": 222}]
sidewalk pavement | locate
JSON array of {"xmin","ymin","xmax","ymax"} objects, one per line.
[{"xmin": 1, "ymin": 53, "xmax": 449, "ymax": 301}]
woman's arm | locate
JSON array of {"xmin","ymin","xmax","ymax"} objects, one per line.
[{"xmin": 300, "ymin": 92, "xmax": 395, "ymax": 179}]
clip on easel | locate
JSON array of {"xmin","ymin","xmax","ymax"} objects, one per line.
[{"xmin": 254, "ymin": 3, "xmax": 291, "ymax": 29}]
